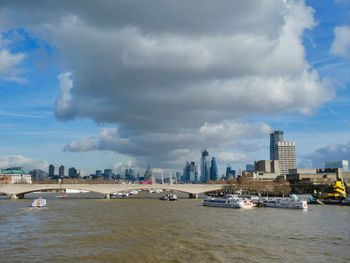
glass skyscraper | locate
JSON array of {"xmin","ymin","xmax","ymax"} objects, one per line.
[
  {"xmin": 210, "ymin": 157, "xmax": 218, "ymax": 181},
  {"xmin": 200, "ymin": 150, "xmax": 210, "ymax": 183},
  {"xmin": 270, "ymin": 130, "xmax": 284, "ymax": 160}
]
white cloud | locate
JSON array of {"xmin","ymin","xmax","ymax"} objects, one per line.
[
  {"xmin": 0, "ymin": 1, "xmax": 335, "ymax": 167},
  {"xmin": 303, "ymin": 141, "xmax": 350, "ymax": 168},
  {"xmin": 55, "ymin": 72, "xmax": 74, "ymax": 118},
  {"xmin": 64, "ymin": 121, "xmax": 270, "ymax": 167},
  {"xmin": 0, "ymin": 155, "xmax": 49, "ymax": 171},
  {"xmin": 0, "ymin": 47, "xmax": 26, "ymax": 82},
  {"xmin": 331, "ymin": 26, "xmax": 350, "ymax": 58}
]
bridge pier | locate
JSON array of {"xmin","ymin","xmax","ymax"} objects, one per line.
[
  {"xmin": 10, "ymin": 193, "xmax": 25, "ymax": 199},
  {"xmin": 104, "ymin": 194, "xmax": 111, "ymax": 199},
  {"xmin": 189, "ymin": 193, "xmax": 199, "ymax": 199}
]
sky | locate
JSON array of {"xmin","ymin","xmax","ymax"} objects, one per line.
[{"xmin": 0, "ymin": 0, "xmax": 349, "ymax": 176}]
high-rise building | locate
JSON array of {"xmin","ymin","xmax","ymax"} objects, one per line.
[
  {"xmin": 183, "ymin": 161, "xmax": 198, "ymax": 183},
  {"xmin": 59, "ymin": 165, "xmax": 65, "ymax": 178},
  {"xmin": 225, "ymin": 166, "xmax": 236, "ymax": 179},
  {"xmin": 125, "ymin": 168, "xmax": 135, "ymax": 181},
  {"xmin": 270, "ymin": 130, "xmax": 284, "ymax": 160},
  {"xmin": 275, "ymin": 141, "xmax": 296, "ymax": 176},
  {"xmin": 210, "ymin": 157, "xmax": 218, "ymax": 181},
  {"xmin": 325, "ymin": 160, "xmax": 349, "ymax": 172},
  {"xmin": 48, "ymin": 164, "xmax": 55, "ymax": 177},
  {"xmin": 68, "ymin": 167, "xmax": 78, "ymax": 178},
  {"xmin": 254, "ymin": 160, "xmax": 280, "ymax": 174},
  {"xmin": 245, "ymin": 164, "xmax": 254, "ymax": 172},
  {"xmin": 200, "ymin": 150, "xmax": 210, "ymax": 183}
]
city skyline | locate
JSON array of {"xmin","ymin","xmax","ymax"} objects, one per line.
[{"xmin": 0, "ymin": 1, "xmax": 350, "ymax": 174}]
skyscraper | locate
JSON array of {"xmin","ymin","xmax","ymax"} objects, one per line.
[
  {"xmin": 183, "ymin": 161, "xmax": 198, "ymax": 183},
  {"xmin": 48, "ymin": 164, "xmax": 55, "ymax": 177},
  {"xmin": 275, "ymin": 141, "xmax": 296, "ymax": 176},
  {"xmin": 270, "ymin": 130, "xmax": 284, "ymax": 160},
  {"xmin": 210, "ymin": 157, "xmax": 218, "ymax": 181},
  {"xmin": 68, "ymin": 167, "xmax": 78, "ymax": 178},
  {"xmin": 200, "ymin": 150, "xmax": 210, "ymax": 183},
  {"xmin": 59, "ymin": 165, "xmax": 65, "ymax": 178}
]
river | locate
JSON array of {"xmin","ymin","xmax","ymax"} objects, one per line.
[{"xmin": 0, "ymin": 192, "xmax": 349, "ymax": 263}]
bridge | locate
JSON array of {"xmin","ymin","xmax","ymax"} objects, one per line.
[{"xmin": 0, "ymin": 183, "xmax": 227, "ymax": 199}]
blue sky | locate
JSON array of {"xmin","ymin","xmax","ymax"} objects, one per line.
[{"xmin": 0, "ymin": 0, "xmax": 349, "ymax": 175}]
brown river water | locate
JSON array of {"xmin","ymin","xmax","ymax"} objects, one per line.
[{"xmin": 0, "ymin": 192, "xmax": 349, "ymax": 263}]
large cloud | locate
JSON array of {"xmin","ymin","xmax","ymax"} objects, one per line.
[{"xmin": 0, "ymin": 1, "xmax": 335, "ymax": 167}]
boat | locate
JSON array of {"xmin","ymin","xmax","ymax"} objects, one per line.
[
  {"xmin": 129, "ymin": 190, "xmax": 139, "ymax": 195},
  {"xmin": 202, "ymin": 195, "xmax": 254, "ymax": 209},
  {"xmin": 31, "ymin": 197, "xmax": 47, "ymax": 208},
  {"xmin": 111, "ymin": 192, "xmax": 129, "ymax": 198},
  {"xmin": 261, "ymin": 195, "xmax": 307, "ymax": 209},
  {"xmin": 168, "ymin": 194, "xmax": 178, "ymax": 201},
  {"xmin": 149, "ymin": 189, "xmax": 163, "ymax": 194},
  {"xmin": 65, "ymin": 189, "xmax": 89, "ymax": 193},
  {"xmin": 159, "ymin": 195, "xmax": 169, "ymax": 200}
]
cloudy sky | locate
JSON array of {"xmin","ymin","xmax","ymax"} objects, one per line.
[{"xmin": 0, "ymin": 0, "xmax": 349, "ymax": 175}]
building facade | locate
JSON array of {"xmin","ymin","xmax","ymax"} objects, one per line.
[
  {"xmin": 0, "ymin": 168, "xmax": 32, "ymax": 184},
  {"xmin": 270, "ymin": 130, "xmax": 284, "ymax": 160},
  {"xmin": 209, "ymin": 157, "xmax": 218, "ymax": 181},
  {"xmin": 183, "ymin": 161, "xmax": 198, "ymax": 183},
  {"xmin": 59, "ymin": 165, "xmax": 65, "ymax": 178},
  {"xmin": 200, "ymin": 150, "xmax": 210, "ymax": 183},
  {"xmin": 325, "ymin": 160, "xmax": 349, "ymax": 172},
  {"xmin": 68, "ymin": 167, "xmax": 78, "ymax": 178},
  {"xmin": 275, "ymin": 141, "xmax": 296, "ymax": 176},
  {"xmin": 48, "ymin": 164, "xmax": 55, "ymax": 177}
]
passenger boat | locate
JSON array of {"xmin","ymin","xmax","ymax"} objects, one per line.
[
  {"xmin": 261, "ymin": 195, "xmax": 307, "ymax": 209},
  {"xmin": 202, "ymin": 195, "xmax": 254, "ymax": 209},
  {"xmin": 31, "ymin": 197, "xmax": 47, "ymax": 208}
]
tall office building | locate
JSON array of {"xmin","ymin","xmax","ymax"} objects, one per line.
[
  {"xmin": 183, "ymin": 161, "xmax": 198, "ymax": 183},
  {"xmin": 275, "ymin": 141, "xmax": 296, "ymax": 176},
  {"xmin": 59, "ymin": 165, "xmax": 65, "ymax": 178},
  {"xmin": 48, "ymin": 164, "xmax": 55, "ymax": 177},
  {"xmin": 200, "ymin": 150, "xmax": 210, "ymax": 183},
  {"xmin": 210, "ymin": 157, "xmax": 218, "ymax": 181},
  {"xmin": 68, "ymin": 167, "xmax": 78, "ymax": 178},
  {"xmin": 270, "ymin": 130, "xmax": 284, "ymax": 160}
]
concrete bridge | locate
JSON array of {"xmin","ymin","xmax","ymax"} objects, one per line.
[{"xmin": 0, "ymin": 183, "xmax": 227, "ymax": 199}]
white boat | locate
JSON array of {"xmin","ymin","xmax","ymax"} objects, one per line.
[
  {"xmin": 65, "ymin": 189, "xmax": 89, "ymax": 194},
  {"xmin": 262, "ymin": 196, "xmax": 307, "ymax": 209},
  {"xmin": 149, "ymin": 189, "xmax": 163, "ymax": 194},
  {"xmin": 111, "ymin": 192, "xmax": 129, "ymax": 198},
  {"xmin": 202, "ymin": 195, "xmax": 254, "ymax": 209},
  {"xmin": 129, "ymin": 190, "xmax": 139, "ymax": 195},
  {"xmin": 168, "ymin": 194, "xmax": 178, "ymax": 201},
  {"xmin": 31, "ymin": 197, "xmax": 47, "ymax": 208}
]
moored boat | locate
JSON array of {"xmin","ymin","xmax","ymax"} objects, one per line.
[
  {"xmin": 31, "ymin": 197, "xmax": 47, "ymax": 208},
  {"xmin": 168, "ymin": 194, "xmax": 178, "ymax": 201},
  {"xmin": 261, "ymin": 195, "xmax": 307, "ymax": 209},
  {"xmin": 202, "ymin": 195, "xmax": 254, "ymax": 209}
]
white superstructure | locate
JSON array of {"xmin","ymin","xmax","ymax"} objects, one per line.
[{"xmin": 202, "ymin": 195, "xmax": 254, "ymax": 209}]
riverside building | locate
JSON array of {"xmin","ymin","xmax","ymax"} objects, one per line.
[
  {"xmin": 270, "ymin": 130, "xmax": 296, "ymax": 177},
  {"xmin": 200, "ymin": 150, "xmax": 210, "ymax": 183},
  {"xmin": 0, "ymin": 167, "xmax": 32, "ymax": 184}
]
